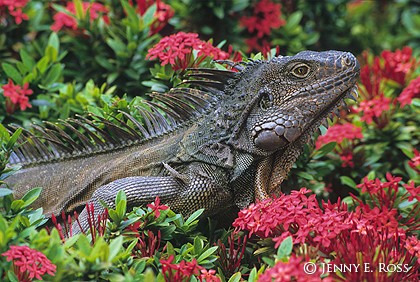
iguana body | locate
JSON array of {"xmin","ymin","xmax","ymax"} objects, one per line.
[{"xmin": 5, "ymin": 51, "xmax": 360, "ymax": 231}]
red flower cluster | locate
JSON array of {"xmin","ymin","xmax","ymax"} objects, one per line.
[
  {"xmin": 233, "ymin": 188, "xmax": 352, "ymax": 249},
  {"xmin": 408, "ymin": 149, "xmax": 420, "ymax": 173},
  {"xmin": 355, "ymin": 47, "xmax": 418, "ymax": 125},
  {"xmin": 316, "ymin": 123, "xmax": 363, "ymax": 168},
  {"xmin": 316, "ymin": 123, "xmax": 363, "ymax": 149},
  {"xmin": 353, "ymin": 94, "xmax": 391, "ymax": 124},
  {"xmin": 398, "ymin": 76, "xmax": 420, "ymax": 107},
  {"xmin": 381, "ymin": 47, "xmax": 416, "ymax": 85},
  {"xmin": 234, "ymin": 180, "xmax": 420, "ymax": 281},
  {"xmin": 240, "ymin": 0, "xmax": 285, "ymax": 38},
  {"xmin": 146, "ymin": 32, "xmax": 230, "ymax": 70},
  {"xmin": 2, "ymin": 245, "xmax": 56, "ymax": 281},
  {"xmin": 131, "ymin": 0, "xmax": 174, "ymax": 35},
  {"xmin": 355, "ymin": 173, "xmax": 420, "ymax": 234},
  {"xmin": 258, "ymin": 255, "xmax": 328, "ymax": 282},
  {"xmin": 1, "ymin": 79, "xmax": 33, "ymax": 114},
  {"xmin": 0, "ymin": 0, "xmax": 29, "ymax": 24},
  {"xmin": 51, "ymin": 2, "xmax": 109, "ymax": 32},
  {"xmin": 160, "ymin": 255, "xmax": 220, "ymax": 282},
  {"xmin": 240, "ymin": 0, "xmax": 285, "ymax": 53}
]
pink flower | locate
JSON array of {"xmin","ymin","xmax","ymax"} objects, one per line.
[
  {"xmin": 2, "ymin": 245, "xmax": 56, "ymax": 281},
  {"xmin": 1, "ymin": 79, "xmax": 33, "ymax": 114},
  {"xmin": 199, "ymin": 269, "xmax": 220, "ymax": 282},
  {"xmin": 146, "ymin": 32, "xmax": 230, "ymax": 70},
  {"xmin": 398, "ymin": 76, "xmax": 420, "ymax": 107},
  {"xmin": 51, "ymin": 2, "xmax": 109, "ymax": 32}
]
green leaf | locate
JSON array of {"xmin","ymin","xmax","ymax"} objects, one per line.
[
  {"xmin": 248, "ymin": 268, "xmax": 258, "ymax": 282},
  {"xmin": 197, "ymin": 246, "xmax": 218, "ymax": 263},
  {"xmin": 109, "ymin": 236, "xmax": 123, "ymax": 261},
  {"xmin": 116, "ymin": 190, "xmax": 127, "ymax": 204},
  {"xmin": 276, "ymin": 236, "xmax": 293, "ymax": 260},
  {"xmin": 315, "ymin": 142, "xmax": 337, "ymax": 158},
  {"xmin": 7, "ymin": 270, "xmax": 19, "ymax": 282},
  {"xmin": 194, "ymin": 236, "xmax": 203, "ymax": 254},
  {"xmin": 2, "ymin": 63, "xmax": 22, "ymax": 84},
  {"xmin": 21, "ymin": 187, "xmax": 42, "ymax": 208},
  {"xmin": 36, "ymin": 57, "xmax": 50, "ymax": 74},
  {"xmin": 340, "ymin": 176, "xmax": 357, "ymax": 189},
  {"xmin": 399, "ymin": 199, "xmax": 417, "ymax": 209},
  {"xmin": 47, "ymin": 32, "xmax": 60, "ymax": 51},
  {"xmin": 20, "ymin": 49, "xmax": 35, "ymax": 70},
  {"xmin": 227, "ymin": 272, "xmax": 242, "ymax": 282},
  {"xmin": 6, "ymin": 128, "xmax": 22, "ymax": 151},
  {"xmin": 42, "ymin": 64, "xmax": 62, "ymax": 86},
  {"xmin": 0, "ymin": 188, "xmax": 13, "ymax": 197},
  {"xmin": 142, "ymin": 4, "xmax": 157, "ymax": 26},
  {"xmin": 11, "ymin": 199, "xmax": 25, "ymax": 212},
  {"xmin": 185, "ymin": 209, "xmax": 204, "ymax": 226},
  {"xmin": 296, "ymin": 171, "xmax": 314, "ymax": 180},
  {"xmin": 74, "ymin": 0, "xmax": 84, "ymax": 19},
  {"xmin": 286, "ymin": 11, "xmax": 302, "ymax": 28},
  {"xmin": 116, "ymin": 199, "xmax": 127, "ymax": 220}
]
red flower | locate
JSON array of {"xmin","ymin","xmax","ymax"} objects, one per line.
[
  {"xmin": 51, "ymin": 2, "xmax": 109, "ymax": 32},
  {"xmin": 2, "ymin": 245, "xmax": 56, "ymax": 281},
  {"xmin": 408, "ymin": 149, "xmax": 420, "ymax": 173},
  {"xmin": 315, "ymin": 123, "xmax": 363, "ymax": 149},
  {"xmin": 0, "ymin": 0, "xmax": 29, "ymax": 24},
  {"xmin": 258, "ymin": 255, "xmax": 326, "ymax": 282},
  {"xmin": 146, "ymin": 32, "xmax": 230, "ymax": 70},
  {"xmin": 403, "ymin": 181, "xmax": 420, "ymax": 202},
  {"xmin": 147, "ymin": 196, "xmax": 169, "ymax": 218},
  {"xmin": 405, "ymin": 236, "xmax": 420, "ymax": 260},
  {"xmin": 353, "ymin": 94, "xmax": 391, "ymax": 124},
  {"xmin": 160, "ymin": 255, "xmax": 205, "ymax": 282},
  {"xmin": 340, "ymin": 152, "xmax": 354, "ymax": 168},
  {"xmin": 239, "ymin": 0, "xmax": 285, "ymax": 39},
  {"xmin": 132, "ymin": 0, "xmax": 174, "ymax": 35},
  {"xmin": 1, "ymin": 79, "xmax": 33, "ymax": 114},
  {"xmin": 244, "ymin": 37, "xmax": 272, "ymax": 55},
  {"xmin": 381, "ymin": 47, "xmax": 416, "ymax": 85},
  {"xmin": 398, "ymin": 76, "xmax": 420, "ymax": 107}
]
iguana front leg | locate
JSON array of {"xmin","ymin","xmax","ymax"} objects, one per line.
[{"xmin": 72, "ymin": 163, "xmax": 233, "ymax": 234}]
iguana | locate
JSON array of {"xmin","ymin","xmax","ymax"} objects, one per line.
[{"xmin": 4, "ymin": 50, "xmax": 360, "ymax": 232}]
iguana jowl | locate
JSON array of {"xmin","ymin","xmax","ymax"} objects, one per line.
[{"xmin": 5, "ymin": 51, "xmax": 360, "ymax": 232}]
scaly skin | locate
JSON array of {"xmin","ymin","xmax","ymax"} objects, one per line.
[{"xmin": 5, "ymin": 51, "xmax": 360, "ymax": 233}]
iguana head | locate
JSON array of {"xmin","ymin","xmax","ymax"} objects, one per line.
[{"xmin": 240, "ymin": 50, "xmax": 360, "ymax": 154}]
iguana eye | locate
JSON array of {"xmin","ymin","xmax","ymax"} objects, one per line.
[
  {"xmin": 259, "ymin": 92, "xmax": 273, "ymax": 111},
  {"xmin": 291, "ymin": 63, "xmax": 310, "ymax": 78}
]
